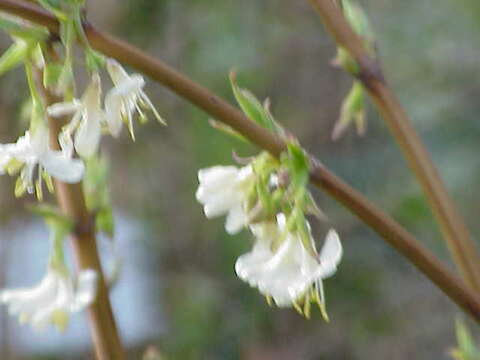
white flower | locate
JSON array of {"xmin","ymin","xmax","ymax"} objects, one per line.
[
  {"xmin": 0, "ymin": 268, "xmax": 97, "ymax": 331},
  {"xmin": 235, "ymin": 214, "xmax": 342, "ymax": 309},
  {"xmin": 0, "ymin": 125, "xmax": 85, "ymax": 194},
  {"xmin": 196, "ymin": 165, "xmax": 255, "ymax": 234},
  {"xmin": 47, "ymin": 74, "xmax": 104, "ymax": 158},
  {"xmin": 105, "ymin": 59, "xmax": 164, "ymax": 139}
]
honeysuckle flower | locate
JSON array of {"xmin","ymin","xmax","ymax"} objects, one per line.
[
  {"xmin": 0, "ymin": 267, "xmax": 97, "ymax": 331},
  {"xmin": 105, "ymin": 58, "xmax": 164, "ymax": 139},
  {"xmin": 0, "ymin": 125, "xmax": 84, "ymax": 195},
  {"xmin": 235, "ymin": 214, "xmax": 342, "ymax": 315},
  {"xmin": 196, "ymin": 165, "xmax": 256, "ymax": 234},
  {"xmin": 47, "ymin": 73, "xmax": 104, "ymax": 158}
]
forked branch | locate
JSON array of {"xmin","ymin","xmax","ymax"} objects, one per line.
[{"xmin": 1, "ymin": 0, "xmax": 479, "ymax": 323}]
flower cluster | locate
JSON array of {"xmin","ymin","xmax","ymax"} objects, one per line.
[
  {"xmin": 0, "ymin": 211, "xmax": 98, "ymax": 331},
  {"xmin": 0, "ymin": 59, "xmax": 162, "ymax": 199},
  {"xmin": 196, "ymin": 153, "xmax": 343, "ymax": 319},
  {"xmin": 0, "ymin": 125, "xmax": 84, "ymax": 197},
  {"xmin": 0, "ymin": 267, "xmax": 97, "ymax": 331},
  {"xmin": 0, "ymin": 5, "xmax": 163, "ymax": 334},
  {"xmin": 49, "ymin": 59, "xmax": 164, "ymax": 160}
]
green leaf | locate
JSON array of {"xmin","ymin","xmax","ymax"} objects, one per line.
[
  {"xmin": 0, "ymin": 41, "xmax": 31, "ymax": 77},
  {"xmin": 286, "ymin": 143, "xmax": 310, "ymax": 192},
  {"xmin": 0, "ymin": 18, "xmax": 48, "ymax": 41},
  {"xmin": 451, "ymin": 319, "xmax": 480, "ymax": 360},
  {"xmin": 342, "ymin": 0, "xmax": 374, "ymax": 43},
  {"xmin": 208, "ymin": 119, "xmax": 248, "ymax": 143},
  {"xmin": 229, "ymin": 72, "xmax": 276, "ymax": 132},
  {"xmin": 332, "ymin": 81, "xmax": 365, "ymax": 140}
]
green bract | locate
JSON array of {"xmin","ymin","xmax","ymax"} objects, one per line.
[
  {"xmin": 333, "ymin": 0, "xmax": 376, "ymax": 75},
  {"xmin": 450, "ymin": 319, "xmax": 480, "ymax": 360},
  {"xmin": 332, "ymin": 80, "xmax": 366, "ymax": 140},
  {"xmin": 0, "ymin": 18, "xmax": 48, "ymax": 41},
  {"xmin": 230, "ymin": 72, "xmax": 281, "ymax": 133},
  {"xmin": 342, "ymin": 0, "xmax": 374, "ymax": 45},
  {"xmin": 0, "ymin": 40, "xmax": 32, "ymax": 77}
]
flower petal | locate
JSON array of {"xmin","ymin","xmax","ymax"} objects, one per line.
[
  {"xmin": 202, "ymin": 190, "xmax": 241, "ymax": 218},
  {"xmin": 318, "ymin": 229, "xmax": 343, "ymax": 278},
  {"xmin": 106, "ymin": 58, "xmax": 130, "ymax": 84},
  {"xmin": 104, "ymin": 90, "xmax": 124, "ymax": 137},
  {"xmin": 198, "ymin": 166, "xmax": 239, "ymax": 187},
  {"xmin": 74, "ymin": 110, "xmax": 102, "ymax": 158},
  {"xmin": 47, "ymin": 100, "xmax": 81, "ymax": 118},
  {"xmin": 40, "ymin": 151, "xmax": 85, "ymax": 183},
  {"xmin": 225, "ymin": 205, "xmax": 248, "ymax": 234}
]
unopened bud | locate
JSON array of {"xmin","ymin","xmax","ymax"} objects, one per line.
[{"xmin": 332, "ymin": 81, "xmax": 366, "ymax": 140}]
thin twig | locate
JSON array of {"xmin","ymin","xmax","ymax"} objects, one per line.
[
  {"xmin": 0, "ymin": 0, "xmax": 479, "ymax": 322},
  {"xmin": 307, "ymin": 0, "xmax": 480, "ymax": 292}
]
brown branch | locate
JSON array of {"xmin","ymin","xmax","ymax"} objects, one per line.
[
  {"xmin": 32, "ymin": 59, "xmax": 124, "ymax": 359},
  {"xmin": 1, "ymin": 0, "xmax": 480, "ymax": 322},
  {"xmin": 49, "ymin": 147, "xmax": 124, "ymax": 360},
  {"xmin": 307, "ymin": 0, "xmax": 480, "ymax": 292}
]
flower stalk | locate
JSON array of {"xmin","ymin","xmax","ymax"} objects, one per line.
[{"xmin": 0, "ymin": 0, "xmax": 479, "ymax": 324}]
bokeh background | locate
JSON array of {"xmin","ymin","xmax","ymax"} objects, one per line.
[{"xmin": 0, "ymin": 0, "xmax": 480, "ymax": 358}]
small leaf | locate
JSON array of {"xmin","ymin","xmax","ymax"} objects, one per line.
[
  {"xmin": 450, "ymin": 319, "xmax": 480, "ymax": 360},
  {"xmin": 208, "ymin": 119, "xmax": 248, "ymax": 143},
  {"xmin": 230, "ymin": 71, "xmax": 275, "ymax": 132},
  {"xmin": 332, "ymin": 81, "xmax": 365, "ymax": 140},
  {"xmin": 342, "ymin": 0, "xmax": 375, "ymax": 44},
  {"xmin": 456, "ymin": 320, "xmax": 477, "ymax": 357},
  {"xmin": 0, "ymin": 18, "xmax": 48, "ymax": 41},
  {"xmin": 0, "ymin": 41, "xmax": 31, "ymax": 77},
  {"xmin": 286, "ymin": 143, "xmax": 310, "ymax": 191}
]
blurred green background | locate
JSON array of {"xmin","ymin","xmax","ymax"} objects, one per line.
[{"xmin": 1, "ymin": 0, "xmax": 480, "ymax": 358}]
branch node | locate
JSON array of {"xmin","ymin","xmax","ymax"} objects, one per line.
[{"xmin": 356, "ymin": 55, "xmax": 385, "ymax": 89}]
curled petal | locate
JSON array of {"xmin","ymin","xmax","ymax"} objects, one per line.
[
  {"xmin": 318, "ymin": 229, "xmax": 343, "ymax": 278},
  {"xmin": 47, "ymin": 100, "xmax": 82, "ymax": 118},
  {"xmin": 74, "ymin": 110, "xmax": 102, "ymax": 158}
]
